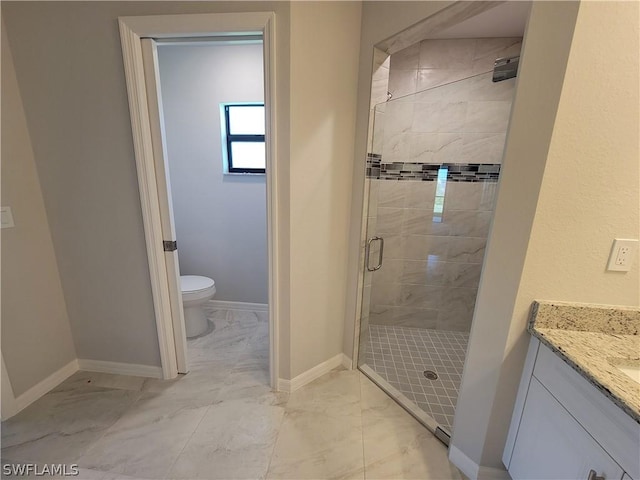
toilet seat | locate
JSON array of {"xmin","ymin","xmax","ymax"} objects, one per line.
[{"xmin": 181, "ymin": 275, "xmax": 216, "ymax": 302}]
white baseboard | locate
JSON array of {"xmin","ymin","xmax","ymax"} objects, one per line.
[
  {"xmin": 341, "ymin": 354, "xmax": 353, "ymax": 369},
  {"xmin": 4, "ymin": 359, "xmax": 79, "ymax": 419},
  {"xmin": 449, "ymin": 446, "xmax": 510, "ymax": 480},
  {"xmin": 78, "ymin": 359, "xmax": 163, "ymax": 378},
  {"xmin": 277, "ymin": 353, "xmax": 349, "ymax": 393},
  {"xmin": 209, "ymin": 300, "xmax": 268, "ymax": 312}
]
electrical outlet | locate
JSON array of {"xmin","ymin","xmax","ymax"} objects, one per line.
[{"xmin": 607, "ymin": 239, "xmax": 638, "ymax": 272}]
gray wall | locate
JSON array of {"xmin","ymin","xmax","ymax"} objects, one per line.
[
  {"xmin": 1, "ymin": 25, "xmax": 77, "ymax": 396},
  {"xmin": 2, "ymin": 1, "xmax": 362, "ymax": 381},
  {"xmin": 158, "ymin": 43, "xmax": 268, "ymax": 304},
  {"xmin": 1, "ymin": 1, "xmax": 291, "ymax": 369}
]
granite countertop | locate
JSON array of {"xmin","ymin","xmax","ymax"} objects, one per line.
[{"xmin": 528, "ymin": 301, "xmax": 640, "ymax": 424}]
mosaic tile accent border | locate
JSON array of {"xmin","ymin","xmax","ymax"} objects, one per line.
[{"xmin": 366, "ymin": 153, "xmax": 501, "ymax": 182}]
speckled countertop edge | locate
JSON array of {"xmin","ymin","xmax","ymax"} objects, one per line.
[{"xmin": 529, "ymin": 300, "xmax": 640, "ymax": 424}]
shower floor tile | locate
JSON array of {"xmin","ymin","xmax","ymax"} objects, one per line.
[{"xmin": 364, "ymin": 325, "xmax": 469, "ymax": 432}]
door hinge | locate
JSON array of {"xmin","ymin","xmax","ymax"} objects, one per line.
[{"xmin": 163, "ymin": 240, "xmax": 177, "ymax": 252}]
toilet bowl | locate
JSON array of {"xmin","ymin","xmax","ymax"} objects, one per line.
[{"xmin": 180, "ymin": 275, "xmax": 216, "ymax": 338}]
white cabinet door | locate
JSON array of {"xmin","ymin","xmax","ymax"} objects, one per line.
[{"xmin": 509, "ymin": 378, "xmax": 625, "ymax": 480}]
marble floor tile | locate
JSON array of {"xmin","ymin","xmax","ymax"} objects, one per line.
[
  {"xmin": 187, "ymin": 315, "xmax": 253, "ymax": 366},
  {"xmin": 1, "ymin": 387, "xmax": 140, "ymax": 464},
  {"xmin": 168, "ymin": 398, "xmax": 285, "ymax": 479},
  {"xmin": 285, "ymin": 369, "xmax": 361, "ymax": 417},
  {"xmin": 267, "ymin": 370, "xmax": 365, "ymax": 480},
  {"xmin": 266, "ymin": 408, "xmax": 365, "ymax": 480},
  {"xmin": 2, "ymin": 305, "xmax": 466, "ymax": 480},
  {"xmin": 141, "ymin": 364, "xmax": 227, "ymax": 405},
  {"xmin": 360, "ymin": 376, "xmax": 463, "ymax": 480},
  {"xmin": 217, "ymin": 363, "xmax": 287, "ymax": 407},
  {"xmin": 77, "ymin": 392, "xmax": 210, "ymax": 479},
  {"xmin": 54, "ymin": 371, "xmax": 146, "ymax": 393}
]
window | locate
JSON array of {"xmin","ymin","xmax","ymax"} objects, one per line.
[
  {"xmin": 432, "ymin": 166, "xmax": 448, "ymax": 223},
  {"xmin": 222, "ymin": 103, "xmax": 265, "ymax": 174}
]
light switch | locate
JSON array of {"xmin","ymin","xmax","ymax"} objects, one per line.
[
  {"xmin": 607, "ymin": 238, "xmax": 638, "ymax": 272},
  {"xmin": 0, "ymin": 207, "xmax": 14, "ymax": 229}
]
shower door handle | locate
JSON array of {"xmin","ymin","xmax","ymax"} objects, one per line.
[{"xmin": 366, "ymin": 236, "xmax": 384, "ymax": 271}]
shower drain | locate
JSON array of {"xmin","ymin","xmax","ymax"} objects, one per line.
[{"xmin": 423, "ymin": 370, "xmax": 438, "ymax": 380}]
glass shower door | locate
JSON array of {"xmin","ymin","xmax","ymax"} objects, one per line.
[{"xmin": 357, "ymin": 71, "xmax": 515, "ymax": 439}]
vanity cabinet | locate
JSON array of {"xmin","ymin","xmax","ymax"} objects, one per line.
[
  {"xmin": 504, "ymin": 338, "xmax": 640, "ymax": 480},
  {"xmin": 509, "ymin": 377, "xmax": 624, "ymax": 479}
]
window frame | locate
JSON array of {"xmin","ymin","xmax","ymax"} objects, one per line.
[{"xmin": 223, "ymin": 103, "xmax": 266, "ymax": 174}]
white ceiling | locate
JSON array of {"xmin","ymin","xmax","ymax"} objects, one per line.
[{"xmin": 431, "ymin": 1, "xmax": 532, "ymax": 39}]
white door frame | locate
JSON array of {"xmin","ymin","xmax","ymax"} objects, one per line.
[{"xmin": 118, "ymin": 12, "xmax": 279, "ymax": 386}]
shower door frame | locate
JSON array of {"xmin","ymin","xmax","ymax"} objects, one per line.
[
  {"xmin": 351, "ymin": 1, "xmax": 529, "ymax": 442},
  {"xmin": 351, "ymin": 0, "xmax": 509, "ymax": 369},
  {"xmin": 119, "ymin": 12, "xmax": 280, "ymax": 386}
]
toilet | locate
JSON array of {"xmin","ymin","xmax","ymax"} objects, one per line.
[{"xmin": 180, "ymin": 275, "xmax": 216, "ymax": 338}]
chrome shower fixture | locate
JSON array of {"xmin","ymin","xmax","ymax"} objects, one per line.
[{"xmin": 493, "ymin": 55, "xmax": 520, "ymax": 82}]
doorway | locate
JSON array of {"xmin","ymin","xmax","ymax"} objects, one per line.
[{"xmin": 119, "ymin": 12, "xmax": 280, "ymax": 387}]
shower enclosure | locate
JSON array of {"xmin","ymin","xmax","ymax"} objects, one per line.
[{"xmin": 357, "ymin": 70, "xmax": 516, "ymax": 440}]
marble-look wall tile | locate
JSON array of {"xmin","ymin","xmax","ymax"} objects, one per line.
[
  {"xmin": 434, "ymin": 133, "xmax": 464, "ymax": 164},
  {"xmin": 460, "ymin": 133, "xmax": 507, "ymax": 164},
  {"xmin": 417, "ymin": 68, "xmax": 473, "ymax": 92},
  {"xmin": 437, "ymin": 306, "xmax": 474, "ymax": 332},
  {"xmin": 388, "ymin": 69, "xmax": 418, "ymax": 99},
  {"xmin": 378, "ymin": 36, "xmax": 520, "ymax": 167},
  {"xmin": 382, "ymin": 132, "xmax": 413, "ymax": 162},
  {"xmin": 403, "ymin": 235, "xmax": 449, "ymax": 261},
  {"xmin": 383, "ymin": 102, "xmax": 414, "ymax": 136},
  {"xmin": 378, "ymin": 181, "xmax": 407, "ymax": 208},
  {"xmin": 464, "ymin": 73, "xmax": 516, "ymax": 101},
  {"xmin": 464, "ymin": 101, "xmax": 512, "ymax": 133},
  {"xmin": 390, "ymin": 43, "xmax": 420, "ymax": 71},
  {"xmin": 419, "ymin": 39, "xmax": 477, "ymax": 69},
  {"xmin": 479, "ymin": 181, "xmax": 499, "ymax": 210},
  {"xmin": 370, "ymin": 305, "xmax": 439, "ymax": 329},
  {"xmin": 371, "ymin": 281, "xmax": 401, "ymax": 307},
  {"xmin": 445, "ymin": 263, "xmax": 482, "ymax": 288},
  {"xmin": 472, "ymin": 38, "xmax": 522, "ymax": 75},
  {"xmin": 447, "ymin": 237, "xmax": 486, "ymax": 264},
  {"xmin": 367, "ymin": 178, "xmax": 493, "ymax": 333},
  {"xmin": 374, "ymin": 259, "xmax": 403, "ymax": 285},
  {"xmin": 444, "ymin": 181, "xmax": 482, "ymax": 210},
  {"xmin": 413, "ymin": 101, "xmax": 467, "ymax": 133},
  {"xmin": 405, "ymin": 180, "xmax": 436, "ymax": 208},
  {"xmin": 376, "ymin": 207, "xmax": 405, "ymax": 234},
  {"xmin": 365, "ymin": 37, "xmax": 521, "ymax": 333},
  {"xmin": 400, "ymin": 259, "xmax": 446, "ymax": 286},
  {"xmin": 407, "ymin": 133, "xmax": 440, "ymax": 164},
  {"xmin": 378, "ymin": 234, "xmax": 405, "ymax": 260},
  {"xmin": 398, "ymin": 284, "xmax": 443, "ymax": 309},
  {"xmin": 403, "ymin": 209, "xmax": 441, "ymax": 235}
]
